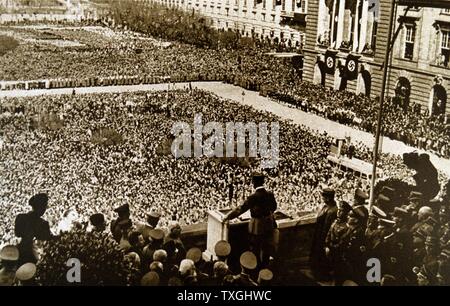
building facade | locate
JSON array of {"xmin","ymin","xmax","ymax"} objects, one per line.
[
  {"xmin": 303, "ymin": 0, "xmax": 450, "ymax": 116},
  {"xmin": 150, "ymin": 0, "xmax": 308, "ymax": 46}
]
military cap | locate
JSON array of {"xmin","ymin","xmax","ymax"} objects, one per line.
[
  {"xmin": 0, "ymin": 245, "xmax": 19, "ymax": 261},
  {"xmin": 240, "ymin": 251, "xmax": 257, "ymax": 270},
  {"xmin": 114, "ymin": 203, "xmax": 129, "ymax": 214},
  {"xmin": 89, "ymin": 213, "xmax": 105, "ymax": 227},
  {"xmin": 339, "ymin": 201, "xmax": 352, "ymax": 212},
  {"xmin": 349, "ymin": 206, "xmax": 367, "ymax": 221},
  {"xmin": 380, "ymin": 186, "xmax": 395, "ymax": 195},
  {"xmin": 153, "ymin": 249, "xmax": 168, "ymax": 262},
  {"xmin": 29, "ymin": 193, "xmax": 48, "ymax": 209},
  {"xmin": 355, "ymin": 188, "xmax": 369, "ymax": 202},
  {"xmin": 377, "ymin": 194, "xmax": 390, "ymax": 204},
  {"xmin": 370, "ymin": 206, "xmax": 387, "ymax": 219},
  {"xmin": 186, "ymin": 247, "xmax": 202, "ymax": 263},
  {"xmin": 321, "ymin": 187, "xmax": 335, "ymax": 197},
  {"xmin": 15, "ymin": 263, "xmax": 36, "ymax": 281},
  {"xmin": 379, "ymin": 218, "xmax": 396, "ymax": 226},
  {"xmin": 409, "ymin": 191, "xmax": 423, "ymax": 201},
  {"xmin": 147, "ymin": 210, "xmax": 161, "ymax": 227},
  {"xmin": 258, "ymin": 269, "xmax": 273, "ymax": 283},
  {"xmin": 148, "ymin": 229, "xmax": 165, "ymax": 241},
  {"xmin": 214, "ymin": 240, "xmax": 231, "ymax": 257},
  {"xmin": 394, "ymin": 207, "xmax": 409, "ymax": 218},
  {"xmin": 141, "ymin": 271, "xmax": 160, "ymax": 286},
  {"xmin": 425, "ymin": 236, "xmax": 438, "ymax": 246}
]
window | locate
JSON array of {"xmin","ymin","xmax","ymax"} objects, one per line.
[
  {"xmin": 404, "ymin": 25, "xmax": 415, "ymax": 60},
  {"xmin": 441, "ymin": 30, "xmax": 450, "ymax": 67},
  {"xmin": 263, "ymin": 0, "xmax": 266, "ymax": 9}
]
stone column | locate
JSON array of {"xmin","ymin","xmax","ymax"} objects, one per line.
[
  {"xmin": 358, "ymin": 0, "xmax": 369, "ymax": 52},
  {"xmin": 343, "ymin": 8, "xmax": 351, "ymax": 45},
  {"xmin": 352, "ymin": 0, "xmax": 360, "ymax": 52},
  {"xmin": 336, "ymin": 0, "xmax": 346, "ymax": 49}
]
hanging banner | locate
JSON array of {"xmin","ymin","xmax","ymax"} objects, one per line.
[
  {"xmin": 324, "ymin": 50, "xmax": 337, "ymax": 75},
  {"xmin": 345, "ymin": 54, "xmax": 359, "ymax": 80}
]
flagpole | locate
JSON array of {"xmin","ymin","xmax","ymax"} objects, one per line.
[{"xmin": 369, "ymin": 0, "xmax": 397, "ymax": 210}]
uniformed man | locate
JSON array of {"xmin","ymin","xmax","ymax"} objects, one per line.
[
  {"xmin": 223, "ymin": 172, "xmax": 277, "ymax": 268},
  {"xmin": 310, "ymin": 187, "xmax": 337, "ymax": 281},
  {"xmin": 110, "ymin": 204, "xmax": 132, "ymax": 243},
  {"xmin": 186, "ymin": 247, "xmax": 209, "ymax": 285},
  {"xmin": 147, "ymin": 210, "xmax": 161, "ymax": 229},
  {"xmin": 388, "ymin": 207, "xmax": 414, "ymax": 284},
  {"xmin": 142, "ymin": 229, "xmax": 165, "ymax": 273},
  {"xmin": 89, "ymin": 213, "xmax": 106, "ymax": 233},
  {"xmin": 223, "ymin": 251, "xmax": 258, "ymax": 286},
  {"xmin": 376, "ymin": 194, "xmax": 392, "ymax": 213},
  {"xmin": 414, "ymin": 236, "xmax": 441, "ymax": 285},
  {"xmin": 325, "ymin": 201, "xmax": 351, "ymax": 284},
  {"xmin": 163, "ymin": 222, "xmax": 186, "ymax": 266},
  {"xmin": 15, "ymin": 193, "xmax": 53, "ymax": 265},
  {"xmin": 341, "ymin": 206, "xmax": 367, "ymax": 285},
  {"xmin": 0, "ymin": 245, "xmax": 19, "ymax": 286}
]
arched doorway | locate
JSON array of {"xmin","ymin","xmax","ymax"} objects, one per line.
[
  {"xmin": 394, "ymin": 77, "xmax": 411, "ymax": 112},
  {"xmin": 431, "ymin": 85, "xmax": 447, "ymax": 116}
]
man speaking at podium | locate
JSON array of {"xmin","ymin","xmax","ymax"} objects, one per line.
[{"xmin": 223, "ymin": 172, "xmax": 278, "ymax": 268}]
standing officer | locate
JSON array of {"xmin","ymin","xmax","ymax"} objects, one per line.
[
  {"xmin": 310, "ymin": 187, "xmax": 338, "ymax": 281},
  {"xmin": 223, "ymin": 172, "xmax": 277, "ymax": 268},
  {"xmin": 15, "ymin": 193, "xmax": 53, "ymax": 265},
  {"xmin": 110, "ymin": 204, "xmax": 132, "ymax": 243}
]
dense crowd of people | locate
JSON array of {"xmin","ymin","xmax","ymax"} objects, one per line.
[
  {"xmin": 1, "ymin": 18, "xmax": 449, "ymax": 158},
  {"xmin": 0, "ymin": 88, "xmax": 419, "ymax": 245}
]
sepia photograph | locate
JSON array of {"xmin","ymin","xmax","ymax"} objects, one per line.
[{"xmin": 0, "ymin": 0, "xmax": 449, "ymax": 292}]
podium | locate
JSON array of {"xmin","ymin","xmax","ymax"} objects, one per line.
[
  {"xmin": 203, "ymin": 210, "xmax": 228, "ymax": 261},
  {"xmin": 202, "ymin": 209, "xmax": 252, "ymax": 261}
]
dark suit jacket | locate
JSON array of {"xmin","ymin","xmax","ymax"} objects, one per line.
[{"xmin": 240, "ymin": 188, "xmax": 277, "ymax": 218}]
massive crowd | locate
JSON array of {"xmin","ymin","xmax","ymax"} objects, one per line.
[
  {"xmin": 0, "ymin": 88, "xmax": 419, "ymax": 246},
  {"xmin": 0, "ymin": 21, "xmax": 448, "ymax": 158}
]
